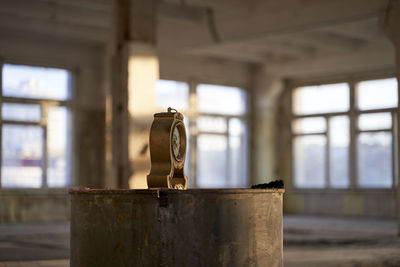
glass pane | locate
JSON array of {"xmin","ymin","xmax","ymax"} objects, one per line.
[
  {"xmin": 197, "ymin": 84, "xmax": 246, "ymax": 115},
  {"xmin": 358, "ymin": 78, "xmax": 398, "ymax": 110},
  {"xmin": 197, "ymin": 134, "xmax": 228, "ymax": 188},
  {"xmin": 292, "ymin": 117, "xmax": 326, "ymax": 134},
  {"xmin": 358, "ymin": 132, "xmax": 392, "ymax": 188},
  {"xmin": 2, "ymin": 64, "xmax": 70, "ymax": 100},
  {"xmin": 156, "ymin": 80, "xmax": 189, "ymax": 111},
  {"xmin": 358, "ymin": 113, "xmax": 392, "ymax": 131},
  {"xmin": 293, "ymin": 135, "xmax": 326, "ymax": 188},
  {"xmin": 198, "ymin": 116, "xmax": 227, "ymax": 133},
  {"xmin": 293, "ymin": 83, "xmax": 349, "ymax": 115},
  {"xmin": 47, "ymin": 106, "xmax": 70, "ymax": 187},
  {"xmin": 2, "ymin": 125, "xmax": 43, "ymax": 188},
  {"xmin": 329, "ymin": 116, "xmax": 349, "ymax": 188},
  {"xmin": 229, "ymin": 119, "xmax": 248, "ymax": 187},
  {"xmin": 229, "ymin": 118, "xmax": 245, "ymax": 136},
  {"xmin": 2, "ymin": 103, "xmax": 41, "ymax": 122}
]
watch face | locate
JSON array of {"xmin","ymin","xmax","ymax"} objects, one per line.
[{"xmin": 172, "ymin": 126, "xmax": 181, "ymax": 160}]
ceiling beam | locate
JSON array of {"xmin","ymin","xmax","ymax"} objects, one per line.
[
  {"xmin": 318, "ymin": 18, "xmax": 389, "ymax": 44},
  {"xmin": 0, "ymin": 0, "xmax": 111, "ymax": 29},
  {"xmin": 158, "ymin": 0, "xmax": 387, "ymax": 52},
  {"xmin": 187, "ymin": 47, "xmax": 268, "ymax": 64},
  {"xmin": 265, "ymin": 43, "xmax": 395, "ymax": 79},
  {"xmin": 0, "ymin": 13, "xmax": 107, "ymax": 44}
]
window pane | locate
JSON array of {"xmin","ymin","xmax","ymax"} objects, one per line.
[
  {"xmin": 229, "ymin": 119, "xmax": 248, "ymax": 187},
  {"xmin": 2, "ymin": 103, "xmax": 41, "ymax": 122},
  {"xmin": 358, "ymin": 78, "xmax": 398, "ymax": 110},
  {"xmin": 47, "ymin": 106, "xmax": 70, "ymax": 187},
  {"xmin": 358, "ymin": 132, "xmax": 392, "ymax": 188},
  {"xmin": 197, "ymin": 84, "xmax": 246, "ymax": 115},
  {"xmin": 2, "ymin": 125, "xmax": 43, "ymax": 188},
  {"xmin": 358, "ymin": 113, "xmax": 392, "ymax": 131},
  {"xmin": 156, "ymin": 80, "xmax": 189, "ymax": 111},
  {"xmin": 329, "ymin": 116, "xmax": 349, "ymax": 188},
  {"xmin": 294, "ymin": 135, "xmax": 326, "ymax": 188},
  {"xmin": 2, "ymin": 64, "xmax": 70, "ymax": 100},
  {"xmin": 229, "ymin": 118, "xmax": 245, "ymax": 136},
  {"xmin": 197, "ymin": 134, "xmax": 227, "ymax": 188},
  {"xmin": 198, "ymin": 116, "xmax": 227, "ymax": 133},
  {"xmin": 292, "ymin": 117, "xmax": 326, "ymax": 134},
  {"xmin": 293, "ymin": 83, "xmax": 349, "ymax": 115}
]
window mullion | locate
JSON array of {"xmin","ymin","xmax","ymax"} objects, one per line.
[
  {"xmin": 41, "ymin": 105, "xmax": 48, "ymax": 188},
  {"xmin": 349, "ymin": 81, "xmax": 357, "ymax": 188},
  {"xmin": 0, "ymin": 62, "xmax": 3, "ymax": 189},
  {"xmin": 392, "ymin": 111, "xmax": 397, "ymax": 189},
  {"xmin": 188, "ymin": 81, "xmax": 197, "ymax": 187},
  {"xmin": 325, "ymin": 117, "xmax": 330, "ymax": 188},
  {"xmin": 226, "ymin": 118, "xmax": 230, "ymax": 187}
]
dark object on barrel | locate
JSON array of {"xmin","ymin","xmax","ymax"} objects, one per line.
[{"xmin": 251, "ymin": 180, "xmax": 284, "ymax": 189}]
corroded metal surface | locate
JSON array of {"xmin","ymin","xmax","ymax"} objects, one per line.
[{"xmin": 70, "ymin": 189, "xmax": 284, "ymax": 267}]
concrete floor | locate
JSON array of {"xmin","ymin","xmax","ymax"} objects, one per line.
[
  {"xmin": 0, "ymin": 215, "xmax": 399, "ymax": 266},
  {"xmin": 284, "ymin": 215, "xmax": 400, "ymax": 266}
]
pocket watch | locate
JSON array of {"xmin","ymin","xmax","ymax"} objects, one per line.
[{"xmin": 147, "ymin": 107, "xmax": 188, "ymax": 189}]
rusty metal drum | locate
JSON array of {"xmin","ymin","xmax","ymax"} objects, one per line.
[{"xmin": 69, "ymin": 188, "xmax": 284, "ymax": 267}]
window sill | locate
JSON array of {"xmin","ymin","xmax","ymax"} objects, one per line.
[
  {"xmin": 287, "ymin": 187, "xmax": 396, "ymax": 194},
  {"xmin": 0, "ymin": 188, "xmax": 69, "ymax": 195}
]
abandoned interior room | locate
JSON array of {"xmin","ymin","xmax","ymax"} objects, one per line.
[{"xmin": 0, "ymin": 0, "xmax": 400, "ymax": 266}]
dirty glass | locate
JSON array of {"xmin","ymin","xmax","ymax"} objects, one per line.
[
  {"xmin": 2, "ymin": 64, "xmax": 70, "ymax": 100},
  {"xmin": 293, "ymin": 135, "xmax": 326, "ymax": 188},
  {"xmin": 156, "ymin": 80, "xmax": 189, "ymax": 111},
  {"xmin": 197, "ymin": 84, "xmax": 246, "ymax": 115},
  {"xmin": 2, "ymin": 103, "xmax": 41, "ymax": 122},
  {"xmin": 1, "ymin": 125, "xmax": 43, "ymax": 188},
  {"xmin": 358, "ymin": 113, "xmax": 392, "ymax": 131},
  {"xmin": 357, "ymin": 132, "xmax": 392, "ymax": 188},
  {"xmin": 293, "ymin": 83, "xmax": 349, "ymax": 115},
  {"xmin": 47, "ymin": 106, "xmax": 71, "ymax": 187},
  {"xmin": 197, "ymin": 134, "xmax": 228, "ymax": 188},
  {"xmin": 197, "ymin": 116, "xmax": 227, "ymax": 133},
  {"xmin": 229, "ymin": 118, "xmax": 247, "ymax": 187},
  {"xmin": 329, "ymin": 116, "xmax": 349, "ymax": 188},
  {"xmin": 292, "ymin": 117, "xmax": 326, "ymax": 134},
  {"xmin": 357, "ymin": 78, "xmax": 397, "ymax": 110}
]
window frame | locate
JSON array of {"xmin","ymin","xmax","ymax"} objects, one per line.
[
  {"xmin": 0, "ymin": 62, "xmax": 74, "ymax": 188},
  {"xmin": 194, "ymin": 83, "xmax": 249, "ymax": 188},
  {"xmin": 290, "ymin": 75, "xmax": 397, "ymax": 191},
  {"xmin": 156, "ymin": 79, "xmax": 250, "ymax": 188}
]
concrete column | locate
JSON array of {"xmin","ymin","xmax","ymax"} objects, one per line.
[
  {"xmin": 380, "ymin": 0, "xmax": 400, "ymax": 234},
  {"xmin": 109, "ymin": 0, "xmax": 158, "ymax": 188},
  {"xmin": 251, "ymin": 66, "xmax": 284, "ymax": 185}
]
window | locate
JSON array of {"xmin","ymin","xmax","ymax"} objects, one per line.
[
  {"xmin": 196, "ymin": 84, "xmax": 248, "ymax": 188},
  {"xmin": 292, "ymin": 78, "xmax": 397, "ymax": 189},
  {"xmin": 0, "ymin": 64, "xmax": 72, "ymax": 188},
  {"xmin": 156, "ymin": 80, "xmax": 249, "ymax": 188},
  {"xmin": 356, "ymin": 78, "xmax": 396, "ymax": 188}
]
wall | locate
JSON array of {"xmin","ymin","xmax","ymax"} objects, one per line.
[
  {"xmin": 0, "ymin": 189, "xmax": 69, "ymax": 223},
  {"xmin": 284, "ymin": 190, "xmax": 397, "ymax": 218},
  {"xmin": 0, "ymin": 33, "xmax": 106, "ymax": 222}
]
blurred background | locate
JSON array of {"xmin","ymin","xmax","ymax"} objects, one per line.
[{"xmin": 0, "ymin": 0, "xmax": 399, "ymax": 266}]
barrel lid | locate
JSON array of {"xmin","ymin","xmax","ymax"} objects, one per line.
[{"xmin": 68, "ymin": 188, "xmax": 285, "ymax": 195}]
